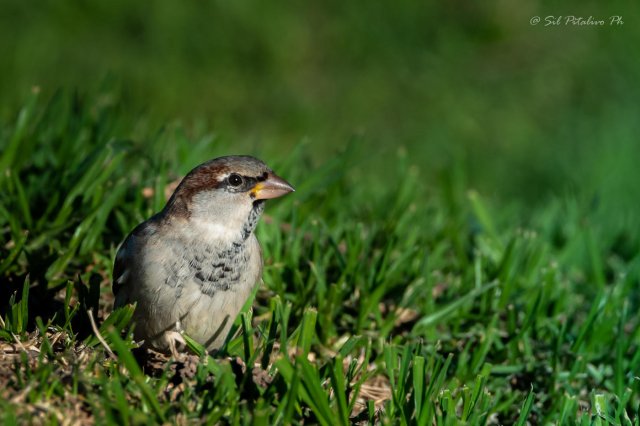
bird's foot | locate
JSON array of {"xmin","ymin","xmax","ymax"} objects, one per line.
[{"xmin": 166, "ymin": 331, "xmax": 186, "ymax": 360}]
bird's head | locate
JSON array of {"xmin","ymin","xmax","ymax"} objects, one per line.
[{"xmin": 164, "ymin": 155, "xmax": 294, "ymax": 240}]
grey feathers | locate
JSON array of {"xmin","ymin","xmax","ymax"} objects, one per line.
[{"xmin": 164, "ymin": 237, "xmax": 248, "ymax": 297}]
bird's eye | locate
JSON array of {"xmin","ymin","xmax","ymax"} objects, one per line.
[{"xmin": 228, "ymin": 174, "xmax": 243, "ymax": 187}]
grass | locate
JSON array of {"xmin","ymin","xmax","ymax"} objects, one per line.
[{"xmin": 1, "ymin": 89, "xmax": 639, "ymax": 424}]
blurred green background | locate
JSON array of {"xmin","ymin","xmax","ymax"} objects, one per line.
[{"xmin": 2, "ymin": 0, "xmax": 638, "ymax": 232}]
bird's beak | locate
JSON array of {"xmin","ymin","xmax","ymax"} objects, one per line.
[{"xmin": 251, "ymin": 173, "xmax": 295, "ymax": 200}]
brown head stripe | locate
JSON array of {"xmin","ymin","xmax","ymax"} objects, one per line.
[{"xmin": 164, "ymin": 162, "xmax": 231, "ymax": 218}]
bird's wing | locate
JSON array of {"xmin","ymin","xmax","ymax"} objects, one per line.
[
  {"xmin": 112, "ymin": 220, "xmax": 158, "ymax": 307},
  {"xmin": 112, "ymin": 238, "xmax": 132, "ymax": 301}
]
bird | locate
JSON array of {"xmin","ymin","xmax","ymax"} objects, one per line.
[{"xmin": 112, "ymin": 155, "xmax": 294, "ymax": 355}]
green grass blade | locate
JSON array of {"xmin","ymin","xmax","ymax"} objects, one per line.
[
  {"xmin": 515, "ymin": 387, "xmax": 535, "ymax": 426},
  {"xmin": 413, "ymin": 281, "xmax": 498, "ymax": 331},
  {"xmin": 107, "ymin": 330, "xmax": 165, "ymax": 422},
  {"xmin": 329, "ymin": 355, "xmax": 350, "ymax": 426},
  {"xmin": 0, "ymin": 90, "xmax": 38, "ymax": 175}
]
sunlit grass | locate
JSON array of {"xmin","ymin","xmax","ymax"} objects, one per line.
[{"xmin": 1, "ymin": 91, "xmax": 639, "ymax": 423}]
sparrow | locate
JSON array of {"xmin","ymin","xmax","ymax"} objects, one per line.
[{"xmin": 112, "ymin": 155, "xmax": 294, "ymax": 355}]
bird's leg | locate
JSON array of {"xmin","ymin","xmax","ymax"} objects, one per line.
[{"xmin": 166, "ymin": 320, "xmax": 186, "ymax": 359}]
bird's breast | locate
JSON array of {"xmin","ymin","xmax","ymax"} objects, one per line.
[{"xmin": 162, "ymin": 234, "xmax": 260, "ymax": 298}]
